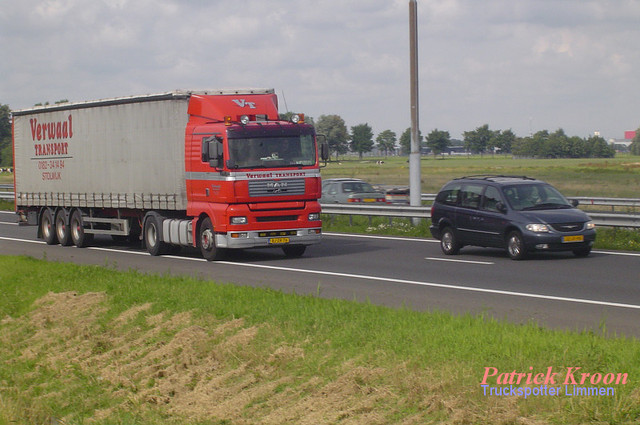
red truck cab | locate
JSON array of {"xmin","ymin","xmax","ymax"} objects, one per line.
[{"xmin": 180, "ymin": 91, "xmax": 326, "ymax": 259}]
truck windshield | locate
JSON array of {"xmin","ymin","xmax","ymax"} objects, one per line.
[{"xmin": 227, "ymin": 134, "xmax": 316, "ymax": 169}]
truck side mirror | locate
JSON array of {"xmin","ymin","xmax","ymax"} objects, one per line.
[
  {"xmin": 202, "ymin": 139, "xmax": 210, "ymax": 162},
  {"xmin": 317, "ymin": 134, "xmax": 329, "ymax": 162},
  {"xmin": 202, "ymin": 136, "xmax": 223, "ymax": 168}
]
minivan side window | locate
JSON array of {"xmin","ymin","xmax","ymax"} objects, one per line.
[
  {"xmin": 482, "ymin": 185, "xmax": 502, "ymax": 212},
  {"xmin": 435, "ymin": 184, "xmax": 462, "ymax": 206},
  {"xmin": 459, "ymin": 184, "xmax": 484, "ymax": 209}
]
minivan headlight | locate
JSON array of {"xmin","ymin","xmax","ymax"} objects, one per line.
[
  {"xmin": 585, "ymin": 220, "xmax": 595, "ymax": 230},
  {"xmin": 526, "ymin": 223, "xmax": 549, "ymax": 233}
]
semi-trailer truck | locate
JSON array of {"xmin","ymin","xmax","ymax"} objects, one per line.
[{"xmin": 12, "ymin": 89, "xmax": 328, "ymax": 260}]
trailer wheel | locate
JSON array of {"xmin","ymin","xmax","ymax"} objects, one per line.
[
  {"xmin": 55, "ymin": 209, "xmax": 72, "ymax": 246},
  {"xmin": 70, "ymin": 209, "xmax": 92, "ymax": 248},
  {"xmin": 41, "ymin": 209, "xmax": 57, "ymax": 245},
  {"xmin": 199, "ymin": 217, "xmax": 222, "ymax": 261},
  {"xmin": 144, "ymin": 215, "xmax": 166, "ymax": 256}
]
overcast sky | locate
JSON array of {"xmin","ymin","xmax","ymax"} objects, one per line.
[{"xmin": 2, "ymin": 0, "xmax": 639, "ymax": 141}]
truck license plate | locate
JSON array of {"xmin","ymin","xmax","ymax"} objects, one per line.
[
  {"xmin": 269, "ymin": 237, "xmax": 290, "ymax": 244},
  {"xmin": 562, "ymin": 235, "xmax": 584, "ymax": 243}
]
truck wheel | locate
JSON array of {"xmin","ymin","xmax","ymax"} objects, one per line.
[
  {"xmin": 70, "ymin": 209, "xmax": 92, "ymax": 248},
  {"xmin": 55, "ymin": 209, "xmax": 72, "ymax": 246},
  {"xmin": 282, "ymin": 245, "xmax": 306, "ymax": 258},
  {"xmin": 144, "ymin": 216, "xmax": 166, "ymax": 256},
  {"xmin": 41, "ymin": 209, "xmax": 58, "ymax": 245},
  {"xmin": 199, "ymin": 217, "xmax": 222, "ymax": 261}
]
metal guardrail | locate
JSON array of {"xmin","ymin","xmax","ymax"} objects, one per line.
[
  {"xmin": 0, "ymin": 184, "xmax": 13, "ymax": 201},
  {"xmin": 423, "ymin": 193, "xmax": 640, "ymax": 210},
  {"xmin": 321, "ymin": 203, "xmax": 431, "ymax": 219},
  {"xmin": 322, "ymin": 199, "xmax": 640, "ymax": 229},
  {"xmin": 3, "ymin": 184, "xmax": 639, "ymax": 227}
]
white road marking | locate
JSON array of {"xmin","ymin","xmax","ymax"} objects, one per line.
[
  {"xmin": 425, "ymin": 257, "xmax": 494, "ymax": 265},
  {"xmin": 1, "ymin": 235, "xmax": 639, "ymax": 310},
  {"xmin": 323, "ymin": 232, "xmax": 439, "ymax": 243}
]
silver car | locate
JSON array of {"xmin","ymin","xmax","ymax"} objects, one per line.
[{"xmin": 321, "ymin": 178, "xmax": 386, "ymax": 204}]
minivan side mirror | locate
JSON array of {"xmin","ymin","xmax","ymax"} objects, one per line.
[
  {"xmin": 571, "ymin": 199, "xmax": 579, "ymax": 207},
  {"xmin": 496, "ymin": 201, "xmax": 508, "ymax": 213}
]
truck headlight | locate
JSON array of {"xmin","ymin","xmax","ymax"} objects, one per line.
[
  {"xmin": 308, "ymin": 213, "xmax": 320, "ymax": 221},
  {"xmin": 526, "ymin": 223, "xmax": 549, "ymax": 233},
  {"xmin": 230, "ymin": 216, "xmax": 248, "ymax": 225}
]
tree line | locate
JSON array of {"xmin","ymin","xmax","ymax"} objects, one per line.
[
  {"xmin": 1, "ymin": 105, "xmax": 638, "ymax": 167},
  {"xmin": 0, "ymin": 105, "xmax": 11, "ymax": 167},
  {"xmin": 314, "ymin": 116, "xmax": 639, "ymax": 160}
]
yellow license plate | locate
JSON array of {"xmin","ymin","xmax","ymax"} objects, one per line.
[
  {"xmin": 363, "ymin": 198, "xmax": 376, "ymax": 202},
  {"xmin": 269, "ymin": 237, "xmax": 290, "ymax": 244},
  {"xmin": 563, "ymin": 235, "xmax": 584, "ymax": 243}
]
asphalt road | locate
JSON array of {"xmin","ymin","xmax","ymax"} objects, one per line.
[{"xmin": 1, "ymin": 210, "xmax": 639, "ymax": 338}]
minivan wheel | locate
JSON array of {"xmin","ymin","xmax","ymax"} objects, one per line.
[
  {"xmin": 506, "ymin": 231, "xmax": 527, "ymax": 260},
  {"xmin": 440, "ymin": 227, "xmax": 460, "ymax": 255}
]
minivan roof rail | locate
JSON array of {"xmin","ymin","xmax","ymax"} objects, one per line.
[{"xmin": 456, "ymin": 175, "xmax": 536, "ymax": 181}]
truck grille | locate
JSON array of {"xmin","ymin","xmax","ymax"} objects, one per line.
[
  {"xmin": 248, "ymin": 179, "xmax": 305, "ymax": 197},
  {"xmin": 256, "ymin": 215, "xmax": 298, "ymax": 222}
]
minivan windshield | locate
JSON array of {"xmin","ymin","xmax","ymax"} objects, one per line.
[{"xmin": 502, "ymin": 184, "xmax": 572, "ymax": 211}]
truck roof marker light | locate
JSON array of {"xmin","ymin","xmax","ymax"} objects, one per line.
[
  {"xmin": 224, "ymin": 116, "xmax": 233, "ymax": 126},
  {"xmin": 291, "ymin": 114, "xmax": 304, "ymax": 124},
  {"xmin": 240, "ymin": 115, "xmax": 250, "ymax": 125}
]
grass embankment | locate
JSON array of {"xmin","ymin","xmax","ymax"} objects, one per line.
[{"xmin": 0, "ymin": 256, "xmax": 639, "ymax": 425}]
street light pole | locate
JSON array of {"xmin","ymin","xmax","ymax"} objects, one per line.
[{"xmin": 409, "ymin": 0, "xmax": 421, "ymax": 211}]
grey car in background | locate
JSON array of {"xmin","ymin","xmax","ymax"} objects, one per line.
[{"xmin": 321, "ymin": 178, "xmax": 386, "ymax": 204}]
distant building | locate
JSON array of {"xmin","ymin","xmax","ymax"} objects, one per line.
[{"xmin": 608, "ymin": 130, "xmax": 636, "ymax": 151}]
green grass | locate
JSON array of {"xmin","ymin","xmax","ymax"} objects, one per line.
[
  {"xmin": 322, "ymin": 154, "xmax": 640, "ymax": 197},
  {"xmin": 0, "ymin": 173, "xmax": 11, "ymax": 184},
  {"xmin": 0, "ymin": 256, "xmax": 639, "ymax": 424}
]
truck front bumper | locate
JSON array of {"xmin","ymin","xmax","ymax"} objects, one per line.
[{"xmin": 215, "ymin": 227, "xmax": 322, "ymax": 249}]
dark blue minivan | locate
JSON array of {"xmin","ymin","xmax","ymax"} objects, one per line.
[{"xmin": 429, "ymin": 176, "xmax": 596, "ymax": 260}]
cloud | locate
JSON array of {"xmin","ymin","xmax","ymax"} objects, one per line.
[{"xmin": 2, "ymin": 0, "xmax": 639, "ymax": 139}]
